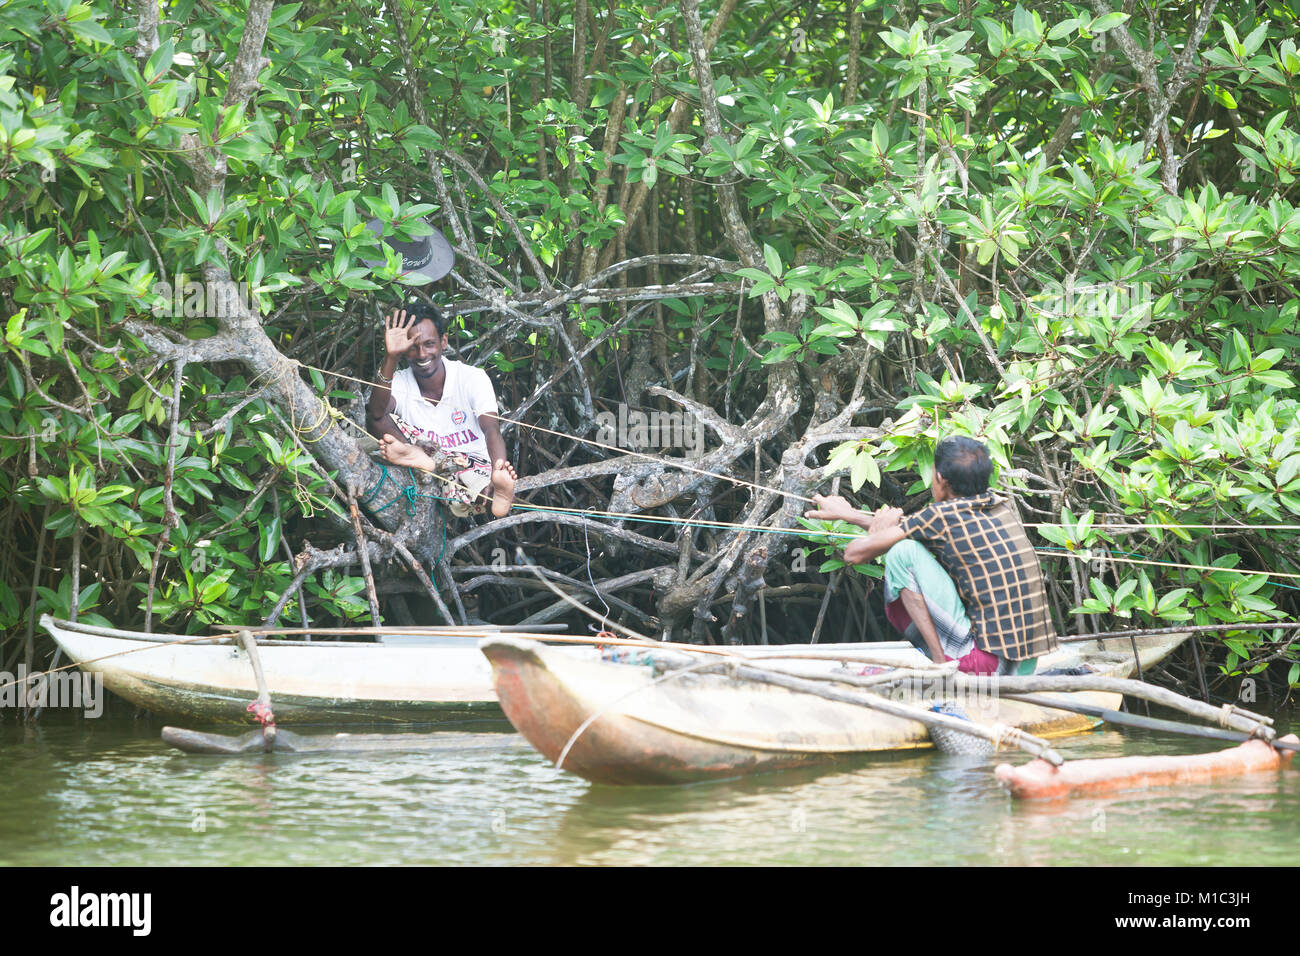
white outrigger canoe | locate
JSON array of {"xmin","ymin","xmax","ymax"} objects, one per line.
[
  {"xmin": 41, "ymin": 615, "xmax": 936, "ymax": 724},
  {"xmin": 42, "ymin": 615, "xmax": 510, "ymax": 723}
]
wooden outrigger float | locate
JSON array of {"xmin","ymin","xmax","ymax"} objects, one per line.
[
  {"xmin": 995, "ymin": 736, "xmax": 1298, "ymax": 799},
  {"xmin": 481, "ymin": 631, "xmax": 1194, "ymax": 785}
]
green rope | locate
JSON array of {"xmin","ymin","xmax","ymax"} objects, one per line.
[
  {"xmin": 359, "ymin": 464, "xmax": 393, "ymax": 507},
  {"xmin": 361, "ymin": 464, "xmax": 454, "ymax": 517},
  {"xmin": 358, "ymin": 465, "xmax": 449, "ymax": 585}
]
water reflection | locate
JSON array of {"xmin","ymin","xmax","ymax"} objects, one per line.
[{"xmin": 1, "ymin": 714, "xmax": 1296, "ymax": 866}]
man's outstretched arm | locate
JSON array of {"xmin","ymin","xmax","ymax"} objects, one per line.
[
  {"xmin": 843, "ymin": 524, "xmax": 908, "ymax": 564},
  {"xmin": 803, "ymin": 494, "xmax": 907, "ymax": 564}
]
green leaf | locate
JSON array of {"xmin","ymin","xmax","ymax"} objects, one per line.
[
  {"xmin": 144, "ymin": 40, "xmax": 174, "ymax": 84},
  {"xmin": 763, "ymin": 244, "xmax": 783, "ymax": 276},
  {"xmin": 762, "ymin": 331, "xmax": 800, "ymax": 345},
  {"xmin": 1047, "ymin": 18, "xmax": 1079, "ymax": 40},
  {"xmin": 849, "ymin": 450, "xmax": 881, "ymax": 491},
  {"xmin": 872, "ymin": 120, "xmax": 889, "ymax": 156},
  {"xmin": 66, "ymin": 16, "xmax": 113, "ymax": 45},
  {"xmin": 1156, "ymin": 588, "xmax": 1192, "ymax": 616},
  {"xmin": 259, "ymin": 513, "xmax": 283, "ymax": 563},
  {"xmin": 1277, "ymin": 455, "xmax": 1300, "ymax": 489},
  {"xmin": 198, "ymin": 568, "xmax": 234, "ymax": 604},
  {"xmin": 1090, "ymin": 11, "xmax": 1129, "ymax": 33},
  {"xmin": 220, "ymin": 137, "xmax": 268, "ymax": 162}
]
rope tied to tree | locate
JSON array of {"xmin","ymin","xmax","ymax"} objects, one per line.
[
  {"xmin": 356, "ymin": 464, "xmax": 451, "ymax": 566},
  {"xmin": 360, "ymin": 465, "xmax": 423, "ymax": 516}
]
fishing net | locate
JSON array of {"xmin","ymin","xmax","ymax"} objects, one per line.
[{"xmin": 928, "ymin": 701, "xmax": 995, "ymax": 756}]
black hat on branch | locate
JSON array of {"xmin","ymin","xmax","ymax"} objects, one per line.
[{"xmin": 361, "ymin": 217, "xmax": 455, "ymax": 284}]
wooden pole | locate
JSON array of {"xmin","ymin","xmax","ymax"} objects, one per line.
[
  {"xmin": 724, "ymin": 662, "xmax": 1065, "ymax": 765},
  {"xmin": 1059, "ymin": 621, "xmax": 1300, "ymax": 643},
  {"xmin": 348, "ymin": 493, "xmax": 383, "ymax": 627},
  {"xmin": 1003, "ymin": 693, "xmax": 1300, "ymax": 753},
  {"xmin": 211, "ymin": 622, "xmax": 569, "ymax": 635},
  {"xmin": 943, "ymin": 674, "xmax": 1274, "ymax": 739},
  {"xmin": 762, "ymin": 665, "xmax": 1278, "ymax": 739},
  {"xmin": 236, "ymin": 629, "xmax": 277, "ymax": 751},
  {"xmin": 390, "ymin": 540, "xmax": 457, "ymax": 627}
]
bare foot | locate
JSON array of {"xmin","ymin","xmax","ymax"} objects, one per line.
[
  {"xmin": 380, "ymin": 434, "xmax": 436, "ymax": 471},
  {"xmin": 490, "ymin": 458, "xmax": 518, "ymax": 517}
]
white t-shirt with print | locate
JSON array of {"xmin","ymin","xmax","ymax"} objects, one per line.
[{"xmin": 389, "ymin": 359, "xmax": 498, "ymax": 465}]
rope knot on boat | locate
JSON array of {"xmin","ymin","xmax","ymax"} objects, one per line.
[
  {"xmin": 1218, "ymin": 702, "xmax": 1236, "ymax": 728},
  {"xmin": 247, "ymin": 700, "xmax": 275, "ymax": 727}
]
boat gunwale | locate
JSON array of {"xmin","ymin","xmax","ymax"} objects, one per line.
[
  {"xmin": 40, "ymin": 615, "xmax": 572, "ymax": 649},
  {"xmin": 41, "ymin": 615, "xmax": 927, "ymax": 654}
]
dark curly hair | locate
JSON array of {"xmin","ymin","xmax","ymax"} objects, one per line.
[
  {"xmin": 934, "ymin": 436, "xmax": 993, "ymax": 497},
  {"xmin": 402, "ymin": 298, "xmax": 447, "ymax": 337}
]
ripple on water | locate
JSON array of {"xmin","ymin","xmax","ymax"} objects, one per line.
[{"xmin": 1, "ymin": 716, "xmax": 1297, "ymax": 865}]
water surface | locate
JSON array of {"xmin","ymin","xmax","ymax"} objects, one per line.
[{"xmin": 2, "ymin": 713, "xmax": 1296, "ymax": 866}]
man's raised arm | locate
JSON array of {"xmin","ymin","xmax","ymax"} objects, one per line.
[{"xmin": 367, "ymin": 308, "xmax": 412, "ymax": 440}]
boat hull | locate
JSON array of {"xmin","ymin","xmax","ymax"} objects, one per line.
[
  {"xmin": 43, "ymin": 616, "xmax": 502, "ymax": 724},
  {"xmin": 483, "ymin": 633, "xmax": 1192, "ymax": 785}
]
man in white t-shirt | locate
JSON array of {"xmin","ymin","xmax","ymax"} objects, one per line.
[{"xmin": 366, "ymin": 301, "xmax": 517, "ymax": 517}]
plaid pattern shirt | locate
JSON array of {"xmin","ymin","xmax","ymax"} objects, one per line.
[{"xmin": 898, "ymin": 491, "xmax": 1058, "ymax": 660}]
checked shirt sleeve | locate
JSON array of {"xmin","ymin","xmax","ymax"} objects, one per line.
[{"xmin": 899, "ymin": 504, "xmax": 943, "ymax": 543}]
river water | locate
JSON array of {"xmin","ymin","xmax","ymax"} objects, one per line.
[{"xmin": 2, "ymin": 711, "xmax": 1296, "ymax": 866}]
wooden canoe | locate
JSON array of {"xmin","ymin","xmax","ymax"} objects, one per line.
[
  {"xmin": 42, "ymin": 614, "xmax": 510, "ymax": 723},
  {"xmin": 40, "ymin": 615, "xmax": 928, "ymax": 725},
  {"xmin": 481, "ymin": 631, "xmax": 1192, "ymax": 785}
]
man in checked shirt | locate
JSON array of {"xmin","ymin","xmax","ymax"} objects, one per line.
[{"xmin": 805, "ymin": 436, "xmax": 1058, "ymax": 676}]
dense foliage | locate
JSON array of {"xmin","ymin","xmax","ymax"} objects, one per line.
[{"xmin": 2, "ymin": 0, "xmax": 1298, "ymax": 704}]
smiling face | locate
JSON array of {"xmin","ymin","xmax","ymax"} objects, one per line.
[{"xmin": 407, "ymin": 317, "xmax": 448, "ymax": 379}]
